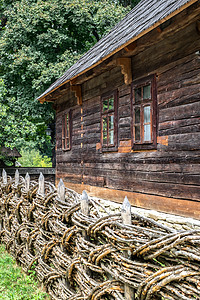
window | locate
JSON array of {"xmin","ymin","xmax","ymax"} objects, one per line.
[
  {"xmin": 101, "ymin": 91, "xmax": 118, "ymax": 150},
  {"xmin": 62, "ymin": 111, "xmax": 72, "ymax": 150},
  {"xmin": 132, "ymin": 75, "xmax": 157, "ymax": 150}
]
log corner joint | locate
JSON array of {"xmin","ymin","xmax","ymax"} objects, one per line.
[
  {"xmin": 116, "ymin": 58, "xmax": 132, "ymax": 85},
  {"xmin": 70, "ymin": 83, "xmax": 82, "ymax": 106}
]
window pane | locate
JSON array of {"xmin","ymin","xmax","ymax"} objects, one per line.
[
  {"xmin": 143, "ymin": 85, "xmax": 151, "ymax": 99},
  {"xmin": 103, "ymin": 117, "xmax": 107, "ymax": 145},
  {"xmin": 103, "ymin": 132, "xmax": 107, "ymax": 145},
  {"xmin": 108, "ymin": 97, "xmax": 114, "ymax": 110},
  {"xmin": 66, "ymin": 138, "xmax": 70, "ymax": 149},
  {"xmin": 103, "ymin": 99, "xmax": 108, "ymax": 112},
  {"xmin": 135, "ymin": 126, "xmax": 140, "ymax": 141},
  {"xmin": 144, "ymin": 124, "xmax": 151, "ymax": 141},
  {"xmin": 144, "ymin": 106, "xmax": 151, "ymax": 123},
  {"xmin": 108, "ymin": 115, "xmax": 114, "ymax": 130},
  {"xmin": 103, "ymin": 117, "xmax": 107, "ymax": 131},
  {"xmin": 65, "ymin": 116, "xmax": 67, "ymax": 131},
  {"xmin": 135, "ymin": 88, "xmax": 141, "ymax": 103},
  {"xmin": 109, "ymin": 130, "xmax": 114, "ymax": 145},
  {"xmin": 135, "ymin": 107, "xmax": 140, "ymax": 124}
]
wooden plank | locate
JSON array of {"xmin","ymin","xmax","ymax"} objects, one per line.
[
  {"xmin": 55, "ymin": 181, "xmax": 200, "ymax": 219},
  {"xmin": 167, "ymin": 132, "xmax": 200, "ymax": 151},
  {"xmin": 158, "ymin": 84, "xmax": 200, "ymax": 109},
  {"xmin": 159, "ymin": 117, "xmax": 200, "ymax": 131},
  {"xmin": 132, "ymin": 21, "xmax": 200, "ymax": 80},
  {"xmin": 159, "ymin": 123, "xmax": 200, "ymax": 136},
  {"xmin": 83, "ymin": 175, "xmax": 105, "ymax": 187},
  {"xmin": 118, "ymin": 140, "xmax": 132, "ymax": 153},
  {"xmin": 159, "ymin": 101, "xmax": 200, "ymax": 123}
]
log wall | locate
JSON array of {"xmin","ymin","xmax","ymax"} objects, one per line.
[{"xmin": 55, "ymin": 6, "xmax": 200, "ymax": 219}]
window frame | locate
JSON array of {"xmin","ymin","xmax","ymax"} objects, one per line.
[
  {"xmin": 62, "ymin": 110, "xmax": 72, "ymax": 151},
  {"xmin": 131, "ymin": 75, "xmax": 157, "ymax": 150},
  {"xmin": 100, "ymin": 90, "xmax": 118, "ymax": 151}
]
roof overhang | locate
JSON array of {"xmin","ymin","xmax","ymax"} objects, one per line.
[{"xmin": 37, "ymin": 0, "xmax": 199, "ymax": 104}]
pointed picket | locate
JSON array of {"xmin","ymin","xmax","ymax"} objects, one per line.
[
  {"xmin": 2, "ymin": 169, "xmax": 7, "ymax": 185},
  {"xmin": 25, "ymin": 173, "xmax": 30, "ymax": 191},
  {"xmin": 38, "ymin": 172, "xmax": 45, "ymax": 195},
  {"xmin": 15, "ymin": 169, "xmax": 19, "ymax": 186},
  {"xmin": 57, "ymin": 179, "xmax": 65, "ymax": 201},
  {"xmin": 81, "ymin": 190, "xmax": 89, "ymax": 216}
]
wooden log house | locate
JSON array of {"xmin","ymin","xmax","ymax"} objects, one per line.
[{"xmin": 37, "ymin": 0, "xmax": 200, "ymax": 219}]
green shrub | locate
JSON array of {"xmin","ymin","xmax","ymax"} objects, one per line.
[{"xmin": 18, "ymin": 149, "xmax": 52, "ymax": 167}]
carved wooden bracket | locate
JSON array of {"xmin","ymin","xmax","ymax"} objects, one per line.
[
  {"xmin": 116, "ymin": 58, "xmax": 132, "ymax": 85},
  {"xmin": 70, "ymin": 84, "xmax": 82, "ymax": 105},
  {"xmin": 124, "ymin": 41, "xmax": 137, "ymax": 52}
]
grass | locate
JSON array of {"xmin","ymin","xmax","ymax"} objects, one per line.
[{"xmin": 0, "ymin": 244, "xmax": 50, "ymax": 300}]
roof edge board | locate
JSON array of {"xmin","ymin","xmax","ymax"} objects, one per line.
[{"xmin": 38, "ymin": 0, "xmax": 198, "ymax": 103}]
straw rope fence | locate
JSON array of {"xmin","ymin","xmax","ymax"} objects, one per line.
[{"xmin": 0, "ymin": 170, "xmax": 200, "ymax": 300}]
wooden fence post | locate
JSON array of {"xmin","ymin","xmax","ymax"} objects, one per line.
[
  {"xmin": 15, "ymin": 169, "xmax": 19, "ymax": 186},
  {"xmin": 121, "ymin": 196, "xmax": 135, "ymax": 300},
  {"xmin": 80, "ymin": 190, "xmax": 91, "ymax": 278},
  {"xmin": 81, "ymin": 190, "xmax": 89, "ymax": 239},
  {"xmin": 38, "ymin": 172, "xmax": 45, "ymax": 195},
  {"xmin": 2, "ymin": 169, "xmax": 7, "ymax": 185},
  {"xmin": 57, "ymin": 179, "xmax": 65, "ymax": 201},
  {"xmin": 25, "ymin": 173, "xmax": 30, "ymax": 191},
  {"xmin": 81, "ymin": 190, "xmax": 89, "ymax": 216}
]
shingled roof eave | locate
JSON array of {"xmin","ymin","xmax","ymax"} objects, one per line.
[{"xmin": 37, "ymin": 0, "xmax": 197, "ymax": 103}]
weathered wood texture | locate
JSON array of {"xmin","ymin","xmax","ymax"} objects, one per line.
[
  {"xmin": 0, "ymin": 167, "xmax": 55, "ymax": 184},
  {"xmin": 2, "ymin": 173, "xmax": 200, "ymax": 299},
  {"xmin": 55, "ymin": 7, "xmax": 200, "ymax": 219},
  {"xmin": 38, "ymin": 0, "xmax": 199, "ymax": 102}
]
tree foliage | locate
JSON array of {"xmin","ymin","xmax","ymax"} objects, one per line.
[
  {"xmin": 117, "ymin": 0, "xmax": 141, "ymax": 8},
  {"xmin": 0, "ymin": 78, "xmax": 51, "ymax": 164},
  {"xmin": 0, "ymin": 0, "xmax": 138, "ymax": 161},
  {"xmin": 18, "ymin": 149, "xmax": 52, "ymax": 167}
]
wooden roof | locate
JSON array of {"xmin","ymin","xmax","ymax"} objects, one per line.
[
  {"xmin": 37, "ymin": 0, "xmax": 197, "ymax": 102},
  {"xmin": 0, "ymin": 147, "xmax": 21, "ymax": 158}
]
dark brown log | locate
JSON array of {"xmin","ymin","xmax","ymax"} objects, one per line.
[{"xmin": 54, "ymin": 8, "xmax": 200, "ymax": 219}]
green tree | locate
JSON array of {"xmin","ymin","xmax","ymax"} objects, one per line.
[
  {"xmin": 0, "ymin": 0, "xmax": 130, "ymax": 157},
  {"xmin": 0, "ymin": 78, "xmax": 51, "ymax": 164},
  {"xmin": 117, "ymin": 0, "xmax": 140, "ymax": 8}
]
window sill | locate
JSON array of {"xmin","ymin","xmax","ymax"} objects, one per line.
[
  {"xmin": 132, "ymin": 143, "xmax": 157, "ymax": 151},
  {"xmin": 101, "ymin": 145, "xmax": 118, "ymax": 153}
]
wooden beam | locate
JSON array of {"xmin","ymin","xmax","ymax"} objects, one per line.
[
  {"xmin": 70, "ymin": 84, "xmax": 82, "ymax": 105},
  {"xmin": 196, "ymin": 19, "xmax": 200, "ymax": 34},
  {"xmin": 116, "ymin": 58, "xmax": 132, "ymax": 85},
  {"xmin": 43, "ymin": 83, "xmax": 69, "ymax": 103},
  {"xmin": 55, "ymin": 181, "xmax": 200, "ymax": 219},
  {"xmin": 42, "ymin": 96, "xmax": 56, "ymax": 103},
  {"xmin": 44, "ymin": 95, "xmax": 60, "ymax": 102}
]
